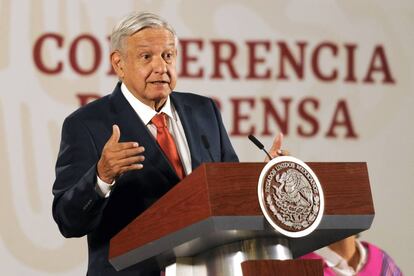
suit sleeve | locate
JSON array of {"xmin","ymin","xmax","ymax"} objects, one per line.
[
  {"xmin": 210, "ymin": 98, "xmax": 239, "ymax": 162},
  {"xmin": 52, "ymin": 116, "xmax": 108, "ymax": 238}
]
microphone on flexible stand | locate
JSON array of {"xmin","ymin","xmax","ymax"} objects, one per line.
[
  {"xmin": 248, "ymin": 134, "xmax": 273, "ymax": 160},
  {"xmin": 201, "ymin": 135, "xmax": 215, "ymax": 162}
]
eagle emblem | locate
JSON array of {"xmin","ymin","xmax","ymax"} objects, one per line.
[{"xmin": 258, "ymin": 156, "xmax": 324, "ymax": 238}]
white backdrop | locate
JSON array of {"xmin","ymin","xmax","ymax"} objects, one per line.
[{"xmin": 0, "ymin": 0, "xmax": 413, "ymax": 275}]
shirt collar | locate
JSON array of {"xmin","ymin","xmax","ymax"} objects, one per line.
[
  {"xmin": 354, "ymin": 239, "xmax": 367, "ymax": 272},
  {"xmin": 315, "ymin": 246, "xmax": 344, "ymax": 268},
  {"xmin": 315, "ymin": 239, "xmax": 367, "ymax": 273},
  {"xmin": 120, "ymin": 83, "xmax": 175, "ymax": 125}
]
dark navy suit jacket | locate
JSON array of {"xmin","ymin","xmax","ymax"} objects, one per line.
[{"xmin": 52, "ymin": 82, "xmax": 239, "ymax": 275}]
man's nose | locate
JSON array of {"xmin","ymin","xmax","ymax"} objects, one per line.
[{"xmin": 152, "ymin": 56, "xmax": 167, "ymax": 73}]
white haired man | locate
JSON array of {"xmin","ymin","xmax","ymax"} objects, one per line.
[{"xmin": 52, "ymin": 12, "xmax": 283, "ymax": 275}]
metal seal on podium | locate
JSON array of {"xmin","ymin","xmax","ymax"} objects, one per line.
[{"xmin": 258, "ymin": 156, "xmax": 324, "ymax": 238}]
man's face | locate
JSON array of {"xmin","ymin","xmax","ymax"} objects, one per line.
[{"xmin": 112, "ymin": 27, "xmax": 177, "ymax": 110}]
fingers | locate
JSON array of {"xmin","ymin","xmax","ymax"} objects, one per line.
[
  {"xmin": 277, "ymin": 149, "xmax": 289, "ymax": 156},
  {"xmin": 110, "ymin": 142, "xmax": 140, "ymax": 152},
  {"xmin": 270, "ymin": 133, "xmax": 283, "ymax": 153},
  {"xmin": 114, "ymin": 154, "xmax": 145, "ymax": 168},
  {"xmin": 265, "ymin": 133, "xmax": 289, "ymax": 162},
  {"xmin": 120, "ymin": 145, "xmax": 145, "ymax": 158},
  {"xmin": 97, "ymin": 125, "xmax": 145, "ymax": 183},
  {"xmin": 118, "ymin": 161, "xmax": 145, "ymax": 174},
  {"xmin": 268, "ymin": 133, "xmax": 283, "ymax": 157},
  {"xmin": 108, "ymin": 124, "xmax": 121, "ymax": 145},
  {"xmin": 98, "ymin": 147, "xmax": 145, "ymax": 183},
  {"xmin": 103, "ymin": 155, "xmax": 145, "ymax": 177}
]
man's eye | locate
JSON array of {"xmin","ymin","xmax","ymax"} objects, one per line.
[
  {"xmin": 164, "ymin": 53, "xmax": 175, "ymax": 64},
  {"xmin": 142, "ymin": 54, "xmax": 151, "ymax": 60},
  {"xmin": 164, "ymin": 53, "xmax": 173, "ymax": 59}
]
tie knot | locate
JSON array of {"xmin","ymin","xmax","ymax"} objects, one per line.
[{"xmin": 151, "ymin": 113, "xmax": 168, "ymax": 128}]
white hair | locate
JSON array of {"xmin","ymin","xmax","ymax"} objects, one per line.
[{"xmin": 110, "ymin": 12, "xmax": 178, "ymax": 53}]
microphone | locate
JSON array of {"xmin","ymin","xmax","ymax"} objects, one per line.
[
  {"xmin": 201, "ymin": 135, "xmax": 215, "ymax": 162},
  {"xmin": 248, "ymin": 134, "xmax": 273, "ymax": 160}
]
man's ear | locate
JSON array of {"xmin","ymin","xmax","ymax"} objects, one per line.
[{"xmin": 111, "ymin": 51, "xmax": 124, "ymax": 79}]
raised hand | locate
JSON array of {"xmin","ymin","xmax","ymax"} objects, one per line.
[
  {"xmin": 97, "ymin": 125, "xmax": 145, "ymax": 183},
  {"xmin": 265, "ymin": 133, "xmax": 289, "ymax": 162}
]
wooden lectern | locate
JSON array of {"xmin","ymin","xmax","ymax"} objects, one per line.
[{"xmin": 109, "ymin": 162, "xmax": 374, "ymax": 275}]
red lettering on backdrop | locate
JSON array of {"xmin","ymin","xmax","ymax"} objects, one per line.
[
  {"xmin": 211, "ymin": 40, "xmax": 239, "ymax": 79},
  {"xmin": 344, "ymin": 44, "xmax": 357, "ymax": 83},
  {"xmin": 69, "ymin": 34, "xmax": 102, "ymax": 75},
  {"xmin": 31, "ymin": 33, "xmax": 391, "ymax": 141},
  {"xmin": 246, "ymin": 41, "xmax": 271, "ymax": 79},
  {"xmin": 33, "ymin": 33, "xmax": 64, "ymax": 74},
  {"xmin": 312, "ymin": 42, "xmax": 338, "ymax": 81},
  {"xmin": 32, "ymin": 33, "xmax": 397, "ymax": 86},
  {"xmin": 277, "ymin": 41, "xmax": 307, "ymax": 80},
  {"xmin": 179, "ymin": 39, "xmax": 204, "ymax": 78},
  {"xmin": 76, "ymin": 93, "xmax": 100, "ymax": 106},
  {"xmin": 363, "ymin": 45, "xmax": 396, "ymax": 84},
  {"xmin": 230, "ymin": 98, "xmax": 255, "ymax": 136},
  {"xmin": 261, "ymin": 98, "xmax": 291, "ymax": 136},
  {"xmin": 73, "ymin": 93, "xmax": 358, "ymax": 139},
  {"xmin": 297, "ymin": 98, "xmax": 320, "ymax": 137},
  {"xmin": 326, "ymin": 99, "xmax": 358, "ymax": 138}
]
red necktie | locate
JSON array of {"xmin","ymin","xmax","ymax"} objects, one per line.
[{"xmin": 151, "ymin": 113, "xmax": 185, "ymax": 179}]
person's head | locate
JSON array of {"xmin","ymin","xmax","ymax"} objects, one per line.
[{"xmin": 110, "ymin": 12, "xmax": 178, "ymax": 110}]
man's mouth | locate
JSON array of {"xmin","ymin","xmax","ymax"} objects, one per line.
[{"xmin": 149, "ymin": 80, "xmax": 169, "ymax": 84}]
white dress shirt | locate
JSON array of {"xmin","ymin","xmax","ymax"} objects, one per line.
[
  {"xmin": 315, "ymin": 239, "xmax": 367, "ymax": 276},
  {"xmin": 96, "ymin": 83, "xmax": 192, "ymax": 197}
]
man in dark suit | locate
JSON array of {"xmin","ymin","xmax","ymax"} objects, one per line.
[{"xmin": 52, "ymin": 12, "xmax": 283, "ymax": 275}]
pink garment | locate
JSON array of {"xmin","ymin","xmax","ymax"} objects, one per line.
[{"xmin": 300, "ymin": 241, "xmax": 402, "ymax": 276}]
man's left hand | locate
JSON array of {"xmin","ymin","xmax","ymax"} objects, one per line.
[{"xmin": 264, "ymin": 133, "xmax": 289, "ymax": 162}]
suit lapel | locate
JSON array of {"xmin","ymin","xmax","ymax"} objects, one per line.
[
  {"xmin": 171, "ymin": 93, "xmax": 202, "ymax": 170},
  {"xmin": 109, "ymin": 85, "xmax": 179, "ymax": 183}
]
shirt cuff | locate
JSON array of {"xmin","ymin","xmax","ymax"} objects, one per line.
[{"xmin": 95, "ymin": 175, "xmax": 115, "ymax": 198}]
